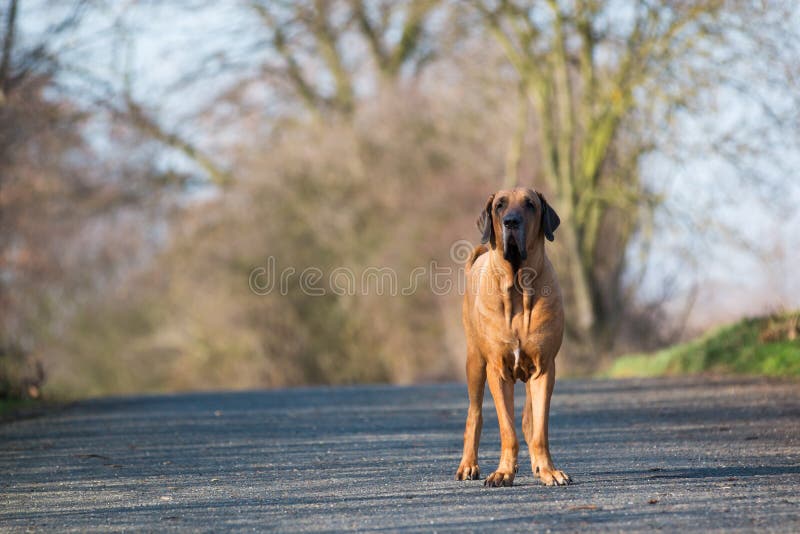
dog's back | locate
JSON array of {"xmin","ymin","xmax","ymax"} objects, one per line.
[{"xmin": 466, "ymin": 244, "xmax": 488, "ymax": 270}]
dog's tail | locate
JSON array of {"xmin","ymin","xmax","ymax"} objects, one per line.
[{"xmin": 466, "ymin": 245, "xmax": 488, "ymax": 269}]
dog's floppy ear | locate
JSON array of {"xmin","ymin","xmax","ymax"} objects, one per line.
[
  {"xmin": 476, "ymin": 193, "xmax": 495, "ymax": 246},
  {"xmin": 537, "ymin": 192, "xmax": 560, "ymax": 242}
]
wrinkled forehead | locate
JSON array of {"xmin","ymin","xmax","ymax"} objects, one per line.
[{"xmin": 493, "ymin": 188, "xmax": 539, "ymax": 208}]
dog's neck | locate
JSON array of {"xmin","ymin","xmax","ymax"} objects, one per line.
[
  {"xmin": 489, "ymin": 240, "xmax": 547, "ymax": 288},
  {"xmin": 486, "ymin": 240, "xmax": 549, "ymax": 332}
]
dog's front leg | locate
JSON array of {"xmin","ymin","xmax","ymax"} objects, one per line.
[
  {"xmin": 527, "ymin": 361, "xmax": 571, "ymax": 486},
  {"xmin": 456, "ymin": 351, "xmax": 486, "ymax": 480},
  {"xmin": 484, "ymin": 366, "xmax": 518, "ymax": 487}
]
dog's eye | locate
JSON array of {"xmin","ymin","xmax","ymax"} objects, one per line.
[
  {"xmin": 525, "ymin": 199, "xmax": 536, "ymax": 210},
  {"xmin": 495, "ymin": 201, "xmax": 505, "ymax": 212}
]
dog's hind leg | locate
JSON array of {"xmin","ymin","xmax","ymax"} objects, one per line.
[
  {"xmin": 522, "ymin": 384, "xmax": 534, "ymax": 463},
  {"xmin": 456, "ymin": 349, "xmax": 486, "ymax": 481}
]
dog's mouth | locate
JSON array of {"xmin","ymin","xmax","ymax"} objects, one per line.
[{"xmin": 503, "ymin": 227, "xmax": 527, "ymax": 264}]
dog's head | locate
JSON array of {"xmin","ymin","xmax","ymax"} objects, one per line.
[{"xmin": 476, "ymin": 188, "xmax": 560, "ymax": 265}]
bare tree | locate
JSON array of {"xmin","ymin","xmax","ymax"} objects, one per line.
[
  {"xmin": 250, "ymin": 0, "xmax": 441, "ymax": 117},
  {"xmin": 351, "ymin": 0, "xmax": 439, "ymax": 80},
  {"xmin": 472, "ymin": 0, "xmax": 789, "ymax": 357},
  {"xmin": 67, "ymin": 1, "xmax": 442, "ymax": 188},
  {"xmin": 0, "ymin": 0, "xmax": 181, "ymax": 398},
  {"xmin": 1, "ymin": 0, "xmax": 85, "ymax": 324}
]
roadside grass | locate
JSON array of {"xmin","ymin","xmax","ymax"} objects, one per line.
[
  {"xmin": 0, "ymin": 395, "xmax": 69, "ymax": 422},
  {"xmin": 0, "ymin": 397, "xmax": 37, "ymax": 419},
  {"xmin": 605, "ymin": 311, "xmax": 800, "ymax": 378}
]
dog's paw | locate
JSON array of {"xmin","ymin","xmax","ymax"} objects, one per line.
[
  {"xmin": 455, "ymin": 462, "xmax": 480, "ymax": 481},
  {"xmin": 483, "ymin": 469, "xmax": 515, "ymax": 487},
  {"xmin": 534, "ymin": 465, "xmax": 572, "ymax": 486}
]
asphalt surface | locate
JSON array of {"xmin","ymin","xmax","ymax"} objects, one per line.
[{"xmin": 1, "ymin": 377, "xmax": 799, "ymax": 532}]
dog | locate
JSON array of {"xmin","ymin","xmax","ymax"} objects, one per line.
[{"xmin": 455, "ymin": 187, "xmax": 571, "ymax": 487}]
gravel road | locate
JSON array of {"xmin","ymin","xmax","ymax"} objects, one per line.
[{"xmin": 2, "ymin": 377, "xmax": 799, "ymax": 532}]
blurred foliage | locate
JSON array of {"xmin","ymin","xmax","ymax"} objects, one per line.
[
  {"xmin": 0, "ymin": 1, "xmax": 189, "ymax": 399},
  {"xmin": 605, "ymin": 311, "xmax": 800, "ymax": 378},
  {"xmin": 0, "ymin": 397, "xmax": 35, "ymax": 418},
  {"xmin": 47, "ymin": 87, "xmax": 510, "ymax": 395},
  {"xmin": 1, "ymin": 1, "xmax": 799, "ymax": 399},
  {"xmin": 0, "ymin": 342, "xmax": 44, "ymax": 400}
]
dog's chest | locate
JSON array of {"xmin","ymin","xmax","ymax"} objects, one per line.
[
  {"xmin": 479, "ymin": 290, "xmax": 529, "ymax": 340},
  {"xmin": 481, "ymin": 291, "xmax": 547, "ymax": 381}
]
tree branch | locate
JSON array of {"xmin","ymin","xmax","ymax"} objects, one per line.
[
  {"xmin": 386, "ymin": 0, "xmax": 436, "ymax": 77},
  {"xmin": 310, "ymin": 0, "xmax": 354, "ymax": 114},
  {"xmin": 351, "ymin": 0, "xmax": 390, "ymax": 73},
  {"xmin": 546, "ymin": 0, "xmax": 576, "ymax": 205},
  {"xmin": 251, "ymin": 2, "xmax": 322, "ymax": 116},
  {"xmin": 0, "ymin": 0, "xmax": 18, "ymax": 102},
  {"xmin": 123, "ymin": 96, "xmax": 232, "ymax": 186}
]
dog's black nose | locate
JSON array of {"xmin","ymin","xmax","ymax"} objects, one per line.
[{"xmin": 503, "ymin": 213, "xmax": 522, "ymax": 228}]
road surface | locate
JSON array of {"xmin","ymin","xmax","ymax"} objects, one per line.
[{"xmin": 2, "ymin": 377, "xmax": 799, "ymax": 531}]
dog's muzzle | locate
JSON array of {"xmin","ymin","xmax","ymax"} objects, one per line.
[{"xmin": 502, "ymin": 213, "xmax": 527, "ymax": 261}]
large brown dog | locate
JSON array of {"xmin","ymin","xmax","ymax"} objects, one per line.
[{"xmin": 455, "ymin": 187, "xmax": 571, "ymax": 487}]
